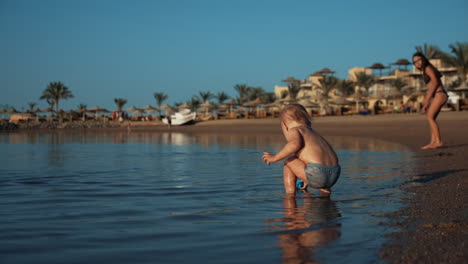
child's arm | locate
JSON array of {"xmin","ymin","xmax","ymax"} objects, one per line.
[{"xmin": 262, "ymin": 128, "xmax": 303, "ymax": 165}]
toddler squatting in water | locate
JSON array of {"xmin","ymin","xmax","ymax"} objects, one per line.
[{"xmin": 262, "ymin": 104, "xmax": 340, "ymax": 196}]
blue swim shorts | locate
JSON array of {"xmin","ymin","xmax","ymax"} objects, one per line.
[{"xmin": 305, "ymin": 163, "xmax": 341, "ymax": 189}]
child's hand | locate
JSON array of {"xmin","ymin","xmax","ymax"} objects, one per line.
[{"xmin": 262, "ymin": 152, "xmax": 275, "ymax": 165}]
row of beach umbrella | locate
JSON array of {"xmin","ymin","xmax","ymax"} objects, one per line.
[
  {"xmin": 3, "ymin": 90, "xmax": 423, "ymax": 120},
  {"xmin": 0, "ymin": 95, "xmax": 367, "ymax": 118}
]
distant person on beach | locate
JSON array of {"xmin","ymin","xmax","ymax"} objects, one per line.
[
  {"xmin": 262, "ymin": 104, "xmax": 340, "ymax": 196},
  {"xmin": 167, "ymin": 114, "xmax": 171, "ymax": 128},
  {"xmin": 412, "ymin": 52, "xmax": 448, "ymax": 149}
]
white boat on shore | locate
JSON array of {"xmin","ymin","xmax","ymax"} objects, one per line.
[{"xmin": 162, "ymin": 109, "xmax": 196, "ymax": 126}]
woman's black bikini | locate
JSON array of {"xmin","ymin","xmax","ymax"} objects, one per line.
[{"xmin": 423, "ymin": 72, "xmax": 448, "ymax": 95}]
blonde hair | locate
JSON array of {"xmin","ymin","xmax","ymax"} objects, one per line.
[{"xmin": 280, "ymin": 104, "xmax": 311, "ymax": 126}]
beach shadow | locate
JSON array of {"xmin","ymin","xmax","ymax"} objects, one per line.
[
  {"xmin": 415, "ymin": 151, "xmax": 455, "ymax": 159},
  {"xmin": 442, "ymin": 143, "xmax": 468, "ymax": 148},
  {"xmin": 411, "ymin": 169, "xmax": 467, "ymax": 184}
]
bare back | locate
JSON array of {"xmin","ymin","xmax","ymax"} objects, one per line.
[{"xmin": 295, "ymin": 125, "xmax": 338, "ymax": 166}]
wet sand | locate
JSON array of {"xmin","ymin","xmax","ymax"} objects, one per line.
[{"xmin": 128, "ymin": 111, "xmax": 468, "ymax": 263}]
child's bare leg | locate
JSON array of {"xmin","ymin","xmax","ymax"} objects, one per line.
[
  {"xmin": 283, "ymin": 165, "xmax": 297, "ymax": 195},
  {"xmin": 284, "ymin": 156, "xmax": 308, "ymax": 189}
]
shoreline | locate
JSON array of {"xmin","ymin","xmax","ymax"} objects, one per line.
[{"xmin": 4, "ymin": 112, "xmax": 468, "ymax": 262}]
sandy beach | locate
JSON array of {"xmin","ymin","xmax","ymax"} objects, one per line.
[{"xmin": 127, "ymin": 111, "xmax": 468, "ymax": 263}]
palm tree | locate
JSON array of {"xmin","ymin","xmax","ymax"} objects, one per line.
[
  {"xmin": 27, "ymin": 102, "xmax": 36, "ymax": 111},
  {"xmin": 215, "ymin": 92, "xmax": 229, "ymax": 105},
  {"xmin": 388, "ymin": 78, "xmax": 407, "ymax": 92},
  {"xmin": 415, "ymin": 43, "xmax": 449, "ymax": 60},
  {"xmin": 443, "ymin": 42, "xmax": 468, "ymax": 86},
  {"xmin": 287, "ymin": 81, "xmax": 302, "ymax": 100},
  {"xmin": 27, "ymin": 102, "xmax": 37, "ymax": 118},
  {"xmin": 248, "ymin": 87, "xmax": 267, "ymax": 101},
  {"xmin": 189, "ymin": 96, "xmax": 201, "ymax": 111},
  {"xmin": 234, "ymin": 84, "xmax": 251, "ymax": 104},
  {"xmin": 153, "ymin": 92, "xmax": 169, "ymax": 118},
  {"xmin": 39, "ymin": 82, "xmax": 74, "ymax": 116},
  {"xmin": 354, "ymin": 72, "xmax": 375, "ymax": 111},
  {"xmin": 114, "ymin": 98, "xmax": 127, "ymax": 112},
  {"xmin": 386, "ymin": 78, "xmax": 408, "ymax": 103},
  {"xmin": 314, "ymin": 76, "xmax": 338, "ymax": 107},
  {"xmin": 46, "ymin": 98, "xmax": 55, "ymax": 110},
  {"xmin": 198, "ymin": 91, "xmax": 214, "ymax": 102},
  {"xmin": 335, "ymin": 79, "xmax": 355, "ymax": 97},
  {"xmin": 263, "ymin": 92, "xmax": 276, "ymax": 104},
  {"xmin": 354, "ymin": 72, "xmax": 375, "ymax": 97},
  {"xmin": 78, "ymin": 104, "xmax": 87, "ymax": 120}
]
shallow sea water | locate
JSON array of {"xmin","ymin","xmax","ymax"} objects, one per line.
[{"xmin": 0, "ymin": 131, "xmax": 414, "ymax": 264}]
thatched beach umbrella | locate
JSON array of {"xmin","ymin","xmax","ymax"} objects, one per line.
[
  {"xmin": 243, "ymin": 98, "xmax": 263, "ymax": 116},
  {"xmin": 132, "ymin": 109, "xmax": 145, "ymax": 118},
  {"xmin": 89, "ymin": 106, "xmax": 109, "ymax": 113},
  {"xmin": 309, "ymin": 71, "xmax": 323, "ymax": 77},
  {"xmin": 394, "ymin": 59, "xmax": 411, "ymax": 70},
  {"xmin": 126, "ymin": 106, "xmax": 138, "ymax": 112},
  {"xmin": 368, "ymin": 63, "xmax": 387, "ymax": 76},
  {"xmin": 319, "ymin": 67, "xmax": 335, "ymax": 75},
  {"xmin": 160, "ymin": 104, "xmax": 175, "ymax": 116},
  {"xmin": 282, "ymin": 76, "xmax": 298, "ymax": 83},
  {"xmin": 223, "ymin": 98, "xmax": 239, "ymax": 113},
  {"xmin": 198, "ymin": 101, "xmax": 215, "ymax": 115},
  {"xmin": 177, "ymin": 103, "xmax": 191, "ymax": 111},
  {"xmin": 141, "ymin": 104, "xmax": 159, "ymax": 113},
  {"xmin": 88, "ymin": 106, "xmax": 109, "ymax": 119}
]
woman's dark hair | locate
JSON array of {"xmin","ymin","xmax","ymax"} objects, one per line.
[
  {"xmin": 412, "ymin": 52, "xmax": 429, "ymax": 67},
  {"xmin": 412, "ymin": 52, "xmax": 442, "ymax": 79}
]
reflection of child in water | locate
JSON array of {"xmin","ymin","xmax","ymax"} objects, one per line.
[
  {"xmin": 265, "ymin": 196, "xmax": 341, "ymax": 263},
  {"xmin": 262, "ymin": 104, "xmax": 340, "ymax": 196}
]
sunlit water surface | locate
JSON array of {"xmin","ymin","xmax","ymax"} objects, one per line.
[{"xmin": 0, "ymin": 131, "xmax": 414, "ymax": 264}]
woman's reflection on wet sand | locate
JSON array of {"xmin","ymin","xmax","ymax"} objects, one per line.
[{"xmin": 265, "ymin": 195, "xmax": 341, "ymax": 264}]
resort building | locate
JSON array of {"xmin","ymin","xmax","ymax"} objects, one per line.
[{"xmin": 274, "ymin": 59, "xmax": 459, "ymax": 114}]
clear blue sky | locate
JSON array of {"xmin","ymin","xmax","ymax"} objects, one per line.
[{"xmin": 1, "ymin": 0, "xmax": 467, "ymax": 111}]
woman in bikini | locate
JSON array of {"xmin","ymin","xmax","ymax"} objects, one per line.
[{"xmin": 412, "ymin": 52, "xmax": 448, "ymax": 149}]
